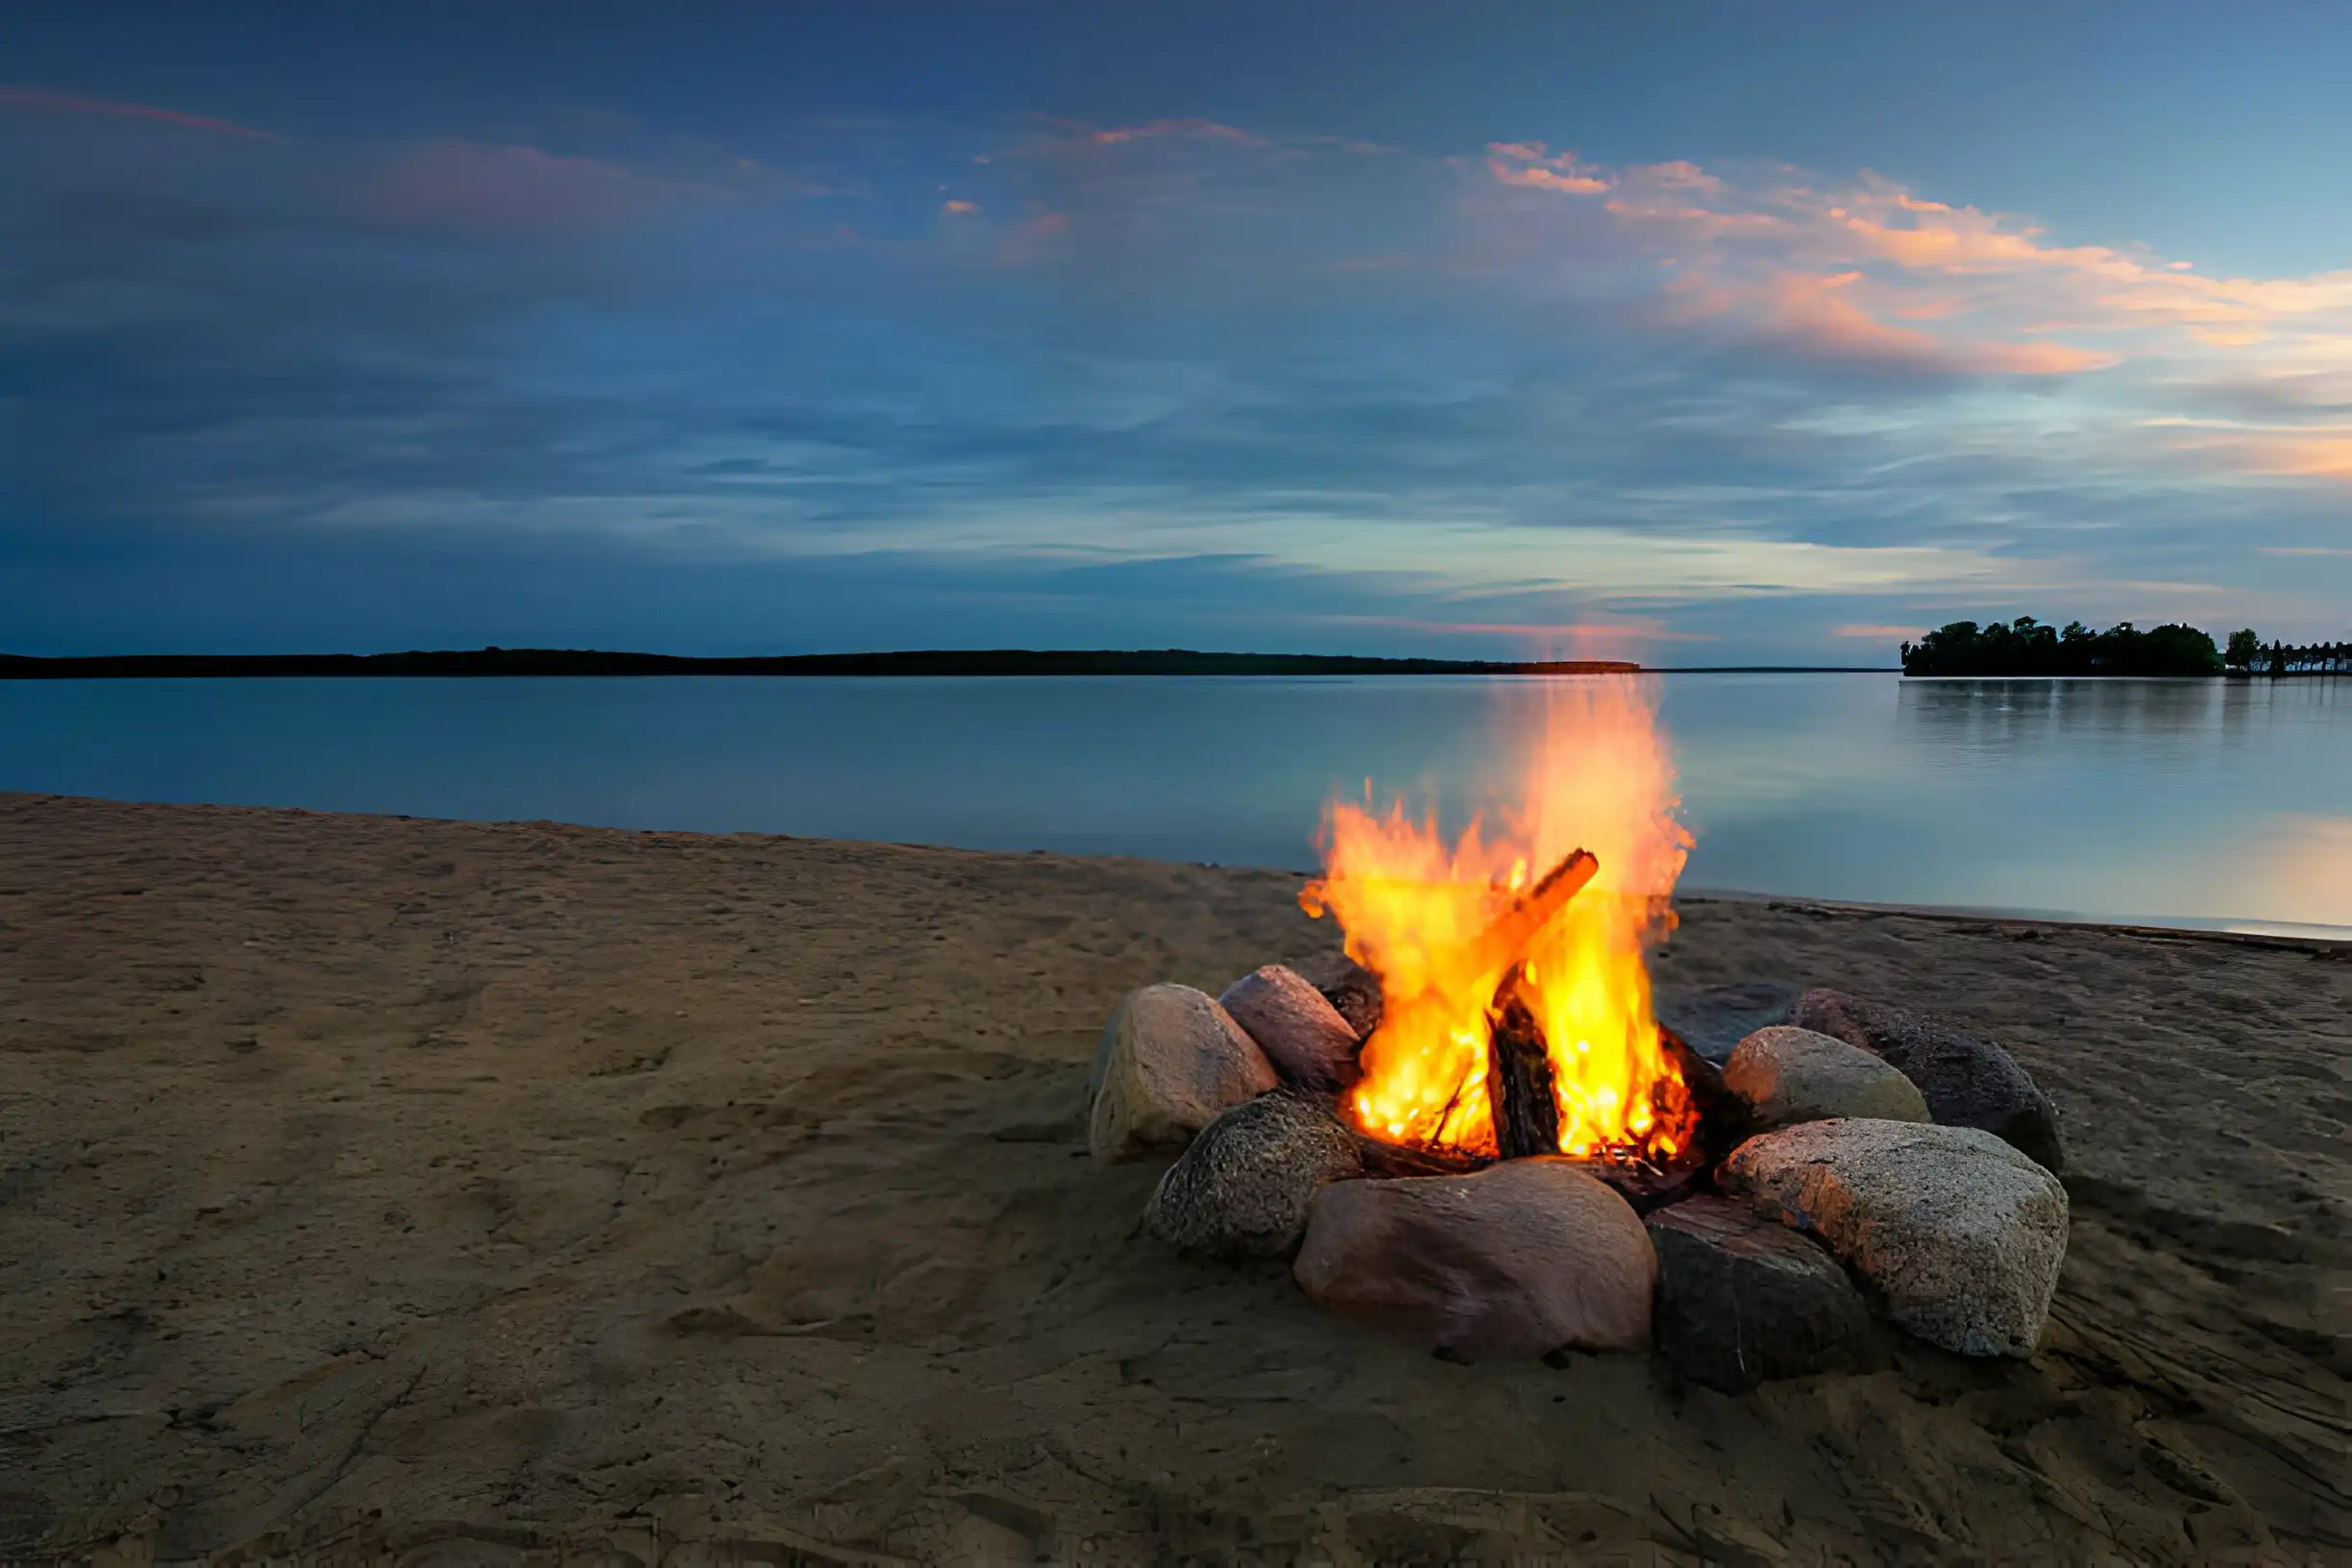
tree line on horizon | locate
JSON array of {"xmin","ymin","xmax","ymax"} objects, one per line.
[{"xmin": 1900, "ymin": 617, "xmax": 2351, "ymax": 677}]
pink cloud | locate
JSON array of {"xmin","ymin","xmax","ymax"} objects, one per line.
[
  {"xmin": 941, "ymin": 199, "xmax": 979, "ymax": 214},
  {"xmin": 1628, "ymin": 159, "xmax": 1723, "ymax": 194},
  {"xmin": 1832, "ymin": 624, "xmax": 1924, "ymax": 639},
  {"xmin": 980, "ymin": 110, "xmax": 2350, "ymax": 407},
  {"xmin": 1486, "ymin": 141, "xmax": 1607, "ymax": 195},
  {"xmin": 1479, "ymin": 146, "xmax": 2338, "ymax": 378},
  {"xmin": 359, "ymin": 140, "xmax": 707, "ymax": 233},
  {"xmin": 1669, "ymin": 268, "xmax": 2114, "ymax": 377},
  {"xmin": 1088, "ymin": 118, "xmax": 1262, "ymax": 147},
  {"xmin": 2245, "ymin": 434, "xmax": 2352, "ymax": 480},
  {"xmin": 1316, "ymin": 613, "xmax": 1716, "ymax": 644},
  {"xmin": 0, "ymin": 84, "xmax": 276, "ymax": 141},
  {"xmin": 992, "ymin": 207, "xmax": 1070, "ymax": 266},
  {"xmin": 1602, "ymin": 197, "xmax": 1782, "ymax": 235}
]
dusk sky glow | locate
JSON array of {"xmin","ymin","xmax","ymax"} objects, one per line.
[{"xmin": 6, "ymin": 2, "xmax": 2349, "ymax": 662}]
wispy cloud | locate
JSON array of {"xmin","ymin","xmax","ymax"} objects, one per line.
[
  {"xmin": 1484, "ymin": 141, "xmax": 2352, "ymax": 386},
  {"xmin": 1087, "ymin": 118, "xmax": 1262, "ymax": 148},
  {"xmin": 1485, "ymin": 142, "xmax": 1607, "ymax": 195},
  {"xmin": 356, "ymin": 139, "xmax": 738, "ymax": 233},
  {"xmin": 0, "ymin": 84, "xmax": 278, "ymax": 142}
]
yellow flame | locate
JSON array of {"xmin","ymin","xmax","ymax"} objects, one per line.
[{"xmin": 1303, "ymin": 676, "xmax": 1695, "ymax": 1161}]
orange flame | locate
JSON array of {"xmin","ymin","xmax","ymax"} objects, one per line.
[{"xmin": 1301, "ymin": 676, "xmax": 1695, "ymax": 1161}]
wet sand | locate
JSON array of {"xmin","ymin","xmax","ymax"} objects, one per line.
[{"xmin": 0, "ymin": 792, "xmax": 2344, "ymax": 1564}]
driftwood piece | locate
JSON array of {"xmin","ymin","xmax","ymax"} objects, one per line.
[{"xmin": 1485, "ymin": 968, "xmax": 1561, "ymax": 1161}]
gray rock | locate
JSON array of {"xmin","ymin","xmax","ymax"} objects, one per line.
[
  {"xmin": 1287, "ymin": 949, "xmax": 1384, "ymax": 1041},
  {"xmin": 1654, "ymin": 978, "xmax": 1801, "ymax": 1066},
  {"xmin": 1089, "ymin": 985, "xmax": 1279, "ymax": 1163},
  {"xmin": 1647, "ymin": 1195, "xmax": 1877, "ymax": 1392},
  {"xmin": 1791, "ymin": 989, "xmax": 2065, "ymax": 1173},
  {"xmin": 1219, "ymin": 964, "xmax": 1362, "ymax": 1095},
  {"xmin": 1724, "ymin": 1025, "xmax": 1930, "ymax": 1132},
  {"xmin": 1145, "ymin": 1092, "xmax": 1364, "ymax": 1258},
  {"xmin": 1293, "ymin": 1157, "xmax": 1654, "ymax": 1359},
  {"xmin": 1718, "ymin": 1118, "xmax": 2070, "ymax": 1358}
]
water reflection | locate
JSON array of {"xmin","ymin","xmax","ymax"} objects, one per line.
[{"xmin": 1850, "ymin": 678, "xmax": 2350, "ymax": 928}]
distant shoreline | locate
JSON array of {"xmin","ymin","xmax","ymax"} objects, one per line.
[{"xmin": 0, "ymin": 649, "xmax": 1900, "ymax": 679}]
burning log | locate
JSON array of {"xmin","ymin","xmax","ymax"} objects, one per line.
[
  {"xmin": 1458, "ymin": 848, "xmax": 1599, "ymax": 986},
  {"xmin": 1485, "ymin": 966, "xmax": 1560, "ymax": 1161},
  {"xmin": 1302, "ymin": 847, "xmax": 1599, "ymax": 1004}
]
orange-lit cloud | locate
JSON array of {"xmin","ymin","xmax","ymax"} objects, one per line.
[
  {"xmin": 2152, "ymin": 421, "xmax": 2352, "ymax": 484},
  {"xmin": 941, "ymin": 199, "xmax": 978, "ymax": 214},
  {"xmin": 2244, "ymin": 434, "xmax": 2352, "ymax": 479},
  {"xmin": 0, "ymin": 84, "xmax": 277, "ymax": 141},
  {"xmin": 1317, "ymin": 613, "xmax": 1717, "ymax": 642},
  {"xmin": 1666, "ymin": 268, "xmax": 2115, "ymax": 376},
  {"xmin": 1481, "ymin": 141, "xmax": 2352, "ymax": 388},
  {"xmin": 1831, "ymin": 624, "xmax": 1924, "ymax": 639},
  {"xmin": 1486, "ymin": 141, "xmax": 1607, "ymax": 195},
  {"xmin": 1088, "ymin": 118, "xmax": 1262, "ymax": 147}
]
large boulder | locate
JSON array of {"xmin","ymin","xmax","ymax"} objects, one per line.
[
  {"xmin": 1654, "ymin": 978, "xmax": 1801, "ymax": 1066},
  {"xmin": 1286, "ymin": 949, "xmax": 1384, "ymax": 1041},
  {"xmin": 1791, "ymin": 989, "xmax": 2065, "ymax": 1172},
  {"xmin": 1145, "ymin": 1092, "xmax": 1364, "ymax": 1258},
  {"xmin": 1718, "ymin": 1118, "xmax": 2070, "ymax": 1359},
  {"xmin": 1218, "ymin": 965, "xmax": 1363, "ymax": 1095},
  {"xmin": 1723, "ymin": 1025, "xmax": 1930, "ymax": 1133},
  {"xmin": 1293, "ymin": 1157, "xmax": 1654, "ymax": 1360},
  {"xmin": 1647, "ymin": 1195, "xmax": 1877, "ymax": 1392},
  {"xmin": 1089, "ymin": 985, "xmax": 1278, "ymax": 1163}
]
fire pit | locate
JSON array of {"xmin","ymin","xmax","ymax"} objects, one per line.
[{"xmin": 1088, "ymin": 677, "xmax": 2071, "ymax": 1386}]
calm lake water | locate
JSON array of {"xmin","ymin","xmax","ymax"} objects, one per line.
[{"xmin": 3, "ymin": 674, "xmax": 2347, "ymax": 935}]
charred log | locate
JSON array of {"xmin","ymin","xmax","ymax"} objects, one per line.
[
  {"xmin": 1349, "ymin": 1132, "xmax": 1487, "ymax": 1179},
  {"xmin": 1658, "ymin": 1024, "xmax": 1745, "ymax": 1166},
  {"xmin": 1583, "ymin": 1160, "xmax": 1707, "ymax": 1214},
  {"xmin": 1485, "ymin": 966, "xmax": 1561, "ymax": 1161}
]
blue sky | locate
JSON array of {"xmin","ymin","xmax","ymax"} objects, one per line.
[{"xmin": 4, "ymin": 1, "xmax": 2348, "ymax": 662}]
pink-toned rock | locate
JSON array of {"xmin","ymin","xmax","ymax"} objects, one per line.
[
  {"xmin": 1292, "ymin": 1158, "xmax": 1654, "ymax": 1360},
  {"xmin": 1089, "ymin": 985, "xmax": 1278, "ymax": 1163},
  {"xmin": 1218, "ymin": 965, "xmax": 1362, "ymax": 1094},
  {"xmin": 1288, "ymin": 949, "xmax": 1384, "ymax": 1040},
  {"xmin": 1718, "ymin": 1117, "xmax": 2068, "ymax": 1358}
]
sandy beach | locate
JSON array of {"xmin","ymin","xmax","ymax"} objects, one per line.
[{"xmin": 0, "ymin": 791, "xmax": 2343, "ymax": 1564}]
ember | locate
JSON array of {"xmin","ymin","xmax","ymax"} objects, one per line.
[{"xmin": 1300, "ymin": 676, "xmax": 1696, "ymax": 1164}]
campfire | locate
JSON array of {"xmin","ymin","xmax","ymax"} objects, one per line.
[
  {"xmin": 1300, "ymin": 677, "xmax": 1697, "ymax": 1166},
  {"xmin": 1088, "ymin": 671, "xmax": 2071, "ymax": 1377}
]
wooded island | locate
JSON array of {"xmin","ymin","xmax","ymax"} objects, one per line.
[{"xmin": 1900, "ymin": 619, "xmax": 2348, "ymax": 677}]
